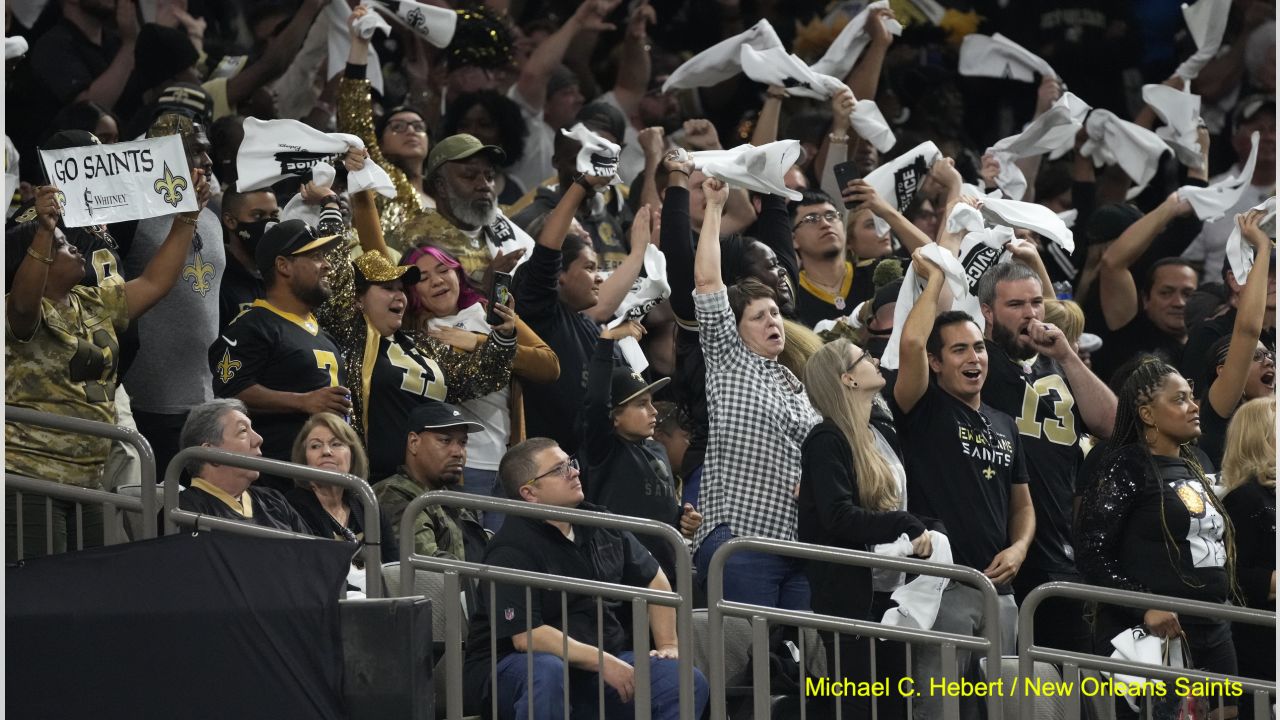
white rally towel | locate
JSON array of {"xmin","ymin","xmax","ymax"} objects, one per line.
[
  {"xmin": 1143, "ymin": 83, "xmax": 1204, "ymax": 167},
  {"xmin": 874, "ymin": 530, "xmax": 953, "ymax": 631},
  {"xmin": 958, "ymin": 33, "xmax": 1058, "ymax": 83},
  {"xmin": 353, "ymin": 1, "xmax": 393, "ymax": 39},
  {"xmin": 662, "ymin": 19, "xmax": 782, "ymax": 92},
  {"xmin": 862, "ymin": 141, "xmax": 942, "ymax": 236},
  {"xmin": 1058, "ymin": 208, "xmax": 1079, "ymax": 228},
  {"xmin": 1180, "ymin": 132, "xmax": 1261, "ymax": 221},
  {"xmin": 370, "ymin": 0, "xmax": 457, "ymax": 47},
  {"xmin": 327, "ymin": 0, "xmax": 385, "ymax": 95},
  {"xmin": 606, "ymin": 245, "xmax": 672, "ymax": 373},
  {"xmin": 851, "ymin": 100, "xmax": 897, "ymax": 153},
  {"xmin": 880, "ymin": 240, "xmax": 974, "ymax": 370},
  {"xmin": 560, "ymin": 123, "xmax": 621, "ymax": 182},
  {"xmin": 1047, "ymin": 91, "xmax": 1092, "ymax": 159},
  {"xmin": 987, "ymin": 102, "xmax": 1082, "ymax": 200},
  {"xmin": 39, "ymin": 134, "xmax": 199, "ymax": 227},
  {"xmin": 1080, "ymin": 110, "xmax": 1170, "ymax": 200},
  {"xmin": 809, "ymin": 1, "xmax": 903, "ymax": 80},
  {"xmin": 236, "ymin": 117, "xmax": 396, "ymax": 197},
  {"xmin": 279, "ymin": 162, "xmax": 337, "ymax": 226},
  {"xmin": 689, "ymin": 141, "xmax": 804, "ymax": 202},
  {"xmin": 739, "ymin": 45, "xmax": 843, "ymax": 101},
  {"xmin": 1107, "ymin": 627, "xmax": 1187, "ymax": 711},
  {"xmin": 5, "ymin": 36, "xmax": 29, "ymax": 60},
  {"xmin": 979, "ymin": 195, "xmax": 1076, "ymax": 253},
  {"xmin": 1226, "ymin": 196, "xmax": 1277, "ymax": 283},
  {"xmin": 1175, "ymin": 0, "xmax": 1232, "ymax": 81}
]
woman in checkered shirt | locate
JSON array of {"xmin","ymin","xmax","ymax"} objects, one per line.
[{"xmin": 687, "ymin": 175, "xmax": 822, "ymax": 609}]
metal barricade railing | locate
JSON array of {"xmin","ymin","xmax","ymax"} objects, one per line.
[
  {"xmin": 6, "ymin": 474, "xmax": 141, "ymax": 556},
  {"xmin": 164, "ymin": 447, "xmax": 384, "ymax": 598},
  {"xmin": 394, "ymin": 490, "xmax": 698, "ymax": 720},
  {"xmin": 707, "ymin": 537, "xmax": 1004, "ymax": 720},
  {"xmin": 5, "ymin": 405, "xmax": 158, "ymax": 554},
  {"xmin": 1017, "ymin": 581, "xmax": 1277, "ymax": 720}
]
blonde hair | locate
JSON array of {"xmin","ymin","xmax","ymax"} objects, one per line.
[
  {"xmin": 779, "ymin": 318, "xmax": 824, "ymax": 378},
  {"xmin": 1220, "ymin": 397, "xmax": 1277, "ymax": 493},
  {"xmin": 290, "ymin": 413, "xmax": 370, "ymax": 483},
  {"xmin": 1043, "ymin": 299, "xmax": 1085, "ymax": 345},
  {"xmin": 803, "ymin": 339, "xmax": 900, "ymax": 511}
]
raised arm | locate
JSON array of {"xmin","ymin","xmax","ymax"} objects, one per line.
[
  {"xmin": 636, "ymin": 127, "xmax": 667, "ymax": 214},
  {"xmin": 750, "ymin": 87, "xmax": 786, "ymax": 147},
  {"xmin": 1098, "ymin": 192, "xmax": 1190, "ymax": 331},
  {"xmin": 1207, "ymin": 211, "xmax": 1274, "ymax": 417},
  {"xmin": 659, "ymin": 153, "xmax": 696, "ymax": 322},
  {"xmin": 817, "ymin": 86, "xmax": 855, "ymax": 199},
  {"xmin": 844, "ymin": 179, "xmax": 932, "ymax": 254},
  {"xmin": 609, "ymin": 1, "xmax": 655, "ymax": 118},
  {"xmin": 894, "ymin": 250, "xmax": 944, "ymax": 414},
  {"xmin": 515, "ymin": 0, "xmax": 618, "ymax": 112},
  {"xmin": 75, "ymin": 0, "xmax": 139, "ymax": 108},
  {"xmin": 846, "ymin": 7, "xmax": 894, "ymax": 102},
  {"xmin": 123, "ymin": 171, "xmax": 209, "ymax": 319},
  {"xmin": 224, "ymin": 0, "xmax": 324, "ymax": 110},
  {"xmin": 1005, "ymin": 241, "xmax": 1056, "ymax": 301},
  {"xmin": 693, "ymin": 178, "xmax": 728, "ymax": 294},
  {"xmin": 585, "ymin": 205, "xmax": 654, "ymax": 323},
  {"xmin": 6, "ymin": 187, "xmax": 62, "ymax": 340}
]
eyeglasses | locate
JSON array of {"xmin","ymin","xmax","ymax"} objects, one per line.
[
  {"xmin": 1254, "ymin": 348, "xmax": 1275, "ymax": 363},
  {"xmin": 523, "ymin": 457, "xmax": 579, "ymax": 487},
  {"xmin": 387, "ymin": 119, "xmax": 427, "ymax": 135},
  {"xmin": 307, "ymin": 438, "xmax": 349, "ymax": 453},
  {"xmin": 846, "ymin": 351, "xmax": 874, "ymax": 373},
  {"xmin": 794, "ymin": 210, "xmax": 842, "ymax": 229}
]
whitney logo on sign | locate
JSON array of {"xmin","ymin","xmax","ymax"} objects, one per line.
[{"xmin": 39, "ymin": 134, "xmax": 197, "ymax": 227}]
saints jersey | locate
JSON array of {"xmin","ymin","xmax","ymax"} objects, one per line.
[
  {"xmin": 208, "ymin": 299, "xmax": 346, "ymax": 461},
  {"xmin": 983, "ymin": 345, "xmax": 1087, "ymax": 579},
  {"xmin": 5, "ymin": 284, "xmax": 129, "ymax": 487},
  {"xmin": 365, "ymin": 334, "xmax": 449, "ymax": 478}
]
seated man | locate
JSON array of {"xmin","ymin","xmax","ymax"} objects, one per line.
[
  {"xmin": 176, "ymin": 399, "xmax": 310, "ymax": 533},
  {"xmin": 462, "ymin": 438, "xmax": 710, "ymax": 720},
  {"xmin": 373, "ymin": 401, "xmax": 487, "ymax": 561}
]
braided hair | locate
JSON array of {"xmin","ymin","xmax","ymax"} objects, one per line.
[{"xmin": 1102, "ymin": 356, "xmax": 1242, "ymax": 601}]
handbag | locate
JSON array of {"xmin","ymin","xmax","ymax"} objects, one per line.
[{"xmin": 1147, "ymin": 632, "xmax": 1212, "ymax": 720}]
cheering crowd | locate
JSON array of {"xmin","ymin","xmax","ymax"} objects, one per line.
[{"xmin": 3, "ymin": 0, "xmax": 1276, "ymax": 718}]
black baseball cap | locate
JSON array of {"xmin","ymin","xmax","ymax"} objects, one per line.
[
  {"xmin": 41, "ymin": 130, "xmax": 102, "ymax": 151},
  {"xmin": 407, "ymin": 401, "xmax": 484, "ymax": 433},
  {"xmin": 253, "ymin": 219, "xmax": 342, "ymax": 272},
  {"xmin": 610, "ymin": 368, "xmax": 670, "ymax": 409}
]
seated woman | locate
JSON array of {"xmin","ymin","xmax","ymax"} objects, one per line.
[
  {"xmin": 1077, "ymin": 358, "xmax": 1240, "ymax": 719},
  {"xmin": 1219, "ymin": 397, "xmax": 1276, "ymax": 709},
  {"xmin": 799, "ymin": 338, "xmax": 941, "ymax": 718},
  {"xmin": 287, "ymin": 412, "xmax": 398, "ymax": 568},
  {"xmin": 689, "ymin": 176, "xmax": 822, "ymax": 609},
  {"xmin": 6, "ymin": 179, "xmax": 207, "ymax": 559}
]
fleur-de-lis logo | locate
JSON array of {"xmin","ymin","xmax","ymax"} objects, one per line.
[
  {"xmin": 182, "ymin": 250, "xmax": 215, "ymax": 296},
  {"xmin": 154, "ymin": 163, "xmax": 188, "ymax": 207},
  {"xmin": 216, "ymin": 348, "xmax": 242, "ymax": 383}
]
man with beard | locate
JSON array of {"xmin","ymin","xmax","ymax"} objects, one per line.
[
  {"xmin": 890, "ymin": 252, "xmax": 1034, "ymax": 718},
  {"xmin": 207, "ymin": 219, "xmax": 350, "ymax": 489},
  {"xmin": 373, "ymin": 401, "xmax": 487, "ymax": 561},
  {"xmin": 217, "ymin": 189, "xmax": 279, "ymax": 330},
  {"xmin": 977, "ymin": 261, "xmax": 1116, "ymax": 655},
  {"xmin": 406, "ymin": 134, "xmax": 535, "ymax": 288}
]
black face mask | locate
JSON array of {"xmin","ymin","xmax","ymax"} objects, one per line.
[{"xmin": 235, "ymin": 219, "xmax": 271, "ymax": 250}]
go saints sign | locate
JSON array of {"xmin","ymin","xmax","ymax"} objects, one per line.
[{"xmin": 38, "ymin": 134, "xmax": 198, "ymax": 227}]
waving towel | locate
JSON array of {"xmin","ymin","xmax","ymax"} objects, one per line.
[
  {"xmin": 1143, "ymin": 83, "xmax": 1204, "ymax": 167},
  {"xmin": 809, "ymin": 1, "xmax": 903, "ymax": 80},
  {"xmin": 606, "ymin": 245, "xmax": 672, "ymax": 372},
  {"xmin": 236, "ymin": 117, "xmax": 396, "ymax": 197},
  {"xmin": 1225, "ymin": 196, "xmax": 1276, "ymax": 283},
  {"xmin": 560, "ymin": 123, "xmax": 621, "ymax": 182},
  {"xmin": 958, "ymin": 33, "xmax": 1058, "ymax": 82},
  {"xmin": 979, "ymin": 195, "xmax": 1076, "ymax": 253},
  {"xmin": 851, "ymin": 100, "xmax": 897, "ymax": 153},
  {"xmin": 874, "ymin": 531, "xmax": 953, "ymax": 631},
  {"xmin": 740, "ymin": 45, "xmax": 843, "ymax": 101},
  {"xmin": 862, "ymin": 141, "xmax": 942, "ymax": 236},
  {"xmin": 370, "ymin": 0, "xmax": 457, "ymax": 47},
  {"xmin": 662, "ymin": 19, "xmax": 782, "ymax": 92},
  {"xmin": 1180, "ymin": 132, "xmax": 1261, "ymax": 221},
  {"xmin": 880, "ymin": 240, "xmax": 974, "ymax": 370},
  {"xmin": 1081, "ymin": 110, "xmax": 1170, "ymax": 200},
  {"xmin": 1175, "ymin": 0, "xmax": 1232, "ymax": 81},
  {"xmin": 328, "ymin": 0, "xmax": 385, "ymax": 94},
  {"xmin": 689, "ymin": 141, "xmax": 804, "ymax": 201}
]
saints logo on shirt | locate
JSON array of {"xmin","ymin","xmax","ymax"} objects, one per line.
[{"xmin": 216, "ymin": 349, "xmax": 242, "ymax": 383}]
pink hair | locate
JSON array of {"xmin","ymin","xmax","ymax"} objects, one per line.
[{"xmin": 401, "ymin": 245, "xmax": 486, "ymax": 315}]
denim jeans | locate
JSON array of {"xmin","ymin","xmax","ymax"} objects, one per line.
[
  {"xmin": 694, "ymin": 523, "xmax": 811, "ymax": 611},
  {"xmin": 458, "ymin": 467, "xmax": 504, "ymax": 533},
  {"xmin": 493, "ymin": 650, "xmax": 709, "ymax": 720}
]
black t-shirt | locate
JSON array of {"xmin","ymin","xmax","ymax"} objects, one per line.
[
  {"xmin": 1196, "ymin": 399, "xmax": 1230, "ymax": 470},
  {"xmin": 889, "ymin": 381, "xmax": 1030, "ymax": 582},
  {"xmin": 514, "ymin": 244, "xmax": 624, "ymax": 455},
  {"xmin": 1090, "ymin": 311, "xmax": 1185, "ymax": 388},
  {"xmin": 208, "ymin": 301, "xmax": 346, "ymax": 462},
  {"xmin": 365, "ymin": 334, "xmax": 448, "ymax": 480},
  {"xmin": 982, "ymin": 346, "xmax": 1086, "ymax": 582},
  {"xmin": 462, "ymin": 508, "xmax": 659, "ymax": 710},
  {"xmin": 794, "ymin": 258, "xmax": 882, "ymax": 329},
  {"xmin": 218, "ymin": 254, "xmax": 263, "ymax": 332}
]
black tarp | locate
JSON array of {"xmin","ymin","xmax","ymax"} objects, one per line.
[{"xmin": 7, "ymin": 530, "xmax": 355, "ymax": 719}]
